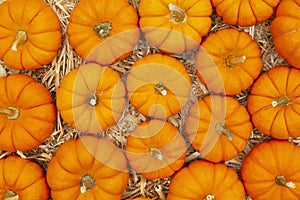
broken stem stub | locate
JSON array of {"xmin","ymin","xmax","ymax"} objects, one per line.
[
  {"xmin": 168, "ymin": 3, "xmax": 187, "ymax": 23},
  {"xmin": 3, "ymin": 190, "xmax": 19, "ymax": 200},
  {"xmin": 226, "ymin": 55, "xmax": 246, "ymax": 67},
  {"xmin": 80, "ymin": 174, "xmax": 95, "ymax": 193},
  {"xmin": 155, "ymin": 82, "xmax": 167, "ymax": 96},
  {"xmin": 275, "ymin": 175, "xmax": 296, "ymax": 189},
  {"xmin": 150, "ymin": 148, "xmax": 163, "ymax": 161},
  {"xmin": 271, "ymin": 96, "xmax": 291, "ymax": 107},
  {"xmin": 94, "ymin": 22, "xmax": 112, "ymax": 38}
]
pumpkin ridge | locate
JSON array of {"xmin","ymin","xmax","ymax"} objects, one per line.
[
  {"xmin": 266, "ymin": 72, "xmax": 282, "ymax": 95},
  {"xmin": 3, "ymin": 156, "xmax": 27, "ymax": 188},
  {"xmin": 27, "ymin": 31, "xmax": 61, "ymax": 51},
  {"xmin": 25, "ymin": 2, "xmax": 47, "ymax": 25},
  {"xmin": 270, "ymin": 109, "xmax": 286, "ymax": 137},
  {"xmin": 21, "ymin": 44, "xmax": 43, "ymax": 66},
  {"xmin": 18, "ymin": 123, "xmax": 43, "ymax": 143},
  {"xmin": 247, "ymin": 0, "xmax": 259, "ymax": 23}
]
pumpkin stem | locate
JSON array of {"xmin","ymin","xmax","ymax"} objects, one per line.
[
  {"xmin": 88, "ymin": 94, "xmax": 98, "ymax": 106},
  {"xmin": 168, "ymin": 3, "xmax": 187, "ymax": 23},
  {"xmin": 11, "ymin": 30, "xmax": 27, "ymax": 51},
  {"xmin": 271, "ymin": 96, "xmax": 290, "ymax": 107},
  {"xmin": 155, "ymin": 82, "xmax": 167, "ymax": 96},
  {"xmin": 80, "ymin": 174, "xmax": 95, "ymax": 193},
  {"xmin": 275, "ymin": 175, "xmax": 296, "ymax": 189},
  {"xmin": 0, "ymin": 107, "xmax": 19, "ymax": 120},
  {"xmin": 94, "ymin": 22, "xmax": 112, "ymax": 38},
  {"xmin": 215, "ymin": 123, "xmax": 233, "ymax": 141},
  {"xmin": 204, "ymin": 194, "xmax": 215, "ymax": 200},
  {"xmin": 226, "ymin": 55, "xmax": 246, "ymax": 67},
  {"xmin": 3, "ymin": 190, "xmax": 19, "ymax": 200},
  {"xmin": 150, "ymin": 148, "xmax": 163, "ymax": 160}
]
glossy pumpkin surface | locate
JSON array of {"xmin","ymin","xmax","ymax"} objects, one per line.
[
  {"xmin": 247, "ymin": 66, "xmax": 300, "ymax": 139},
  {"xmin": 241, "ymin": 140, "xmax": 300, "ymax": 199},
  {"xmin": 0, "ymin": 74, "xmax": 56, "ymax": 152},
  {"xmin": 56, "ymin": 63, "xmax": 126, "ymax": 133},
  {"xmin": 168, "ymin": 160, "xmax": 245, "ymax": 199},
  {"xmin": 47, "ymin": 135, "xmax": 129, "ymax": 199},
  {"xmin": 196, "ymin": 28, "xmax": 262, "ymax": 95},
  {"xmin": 138, "ymin": 0, "xmax": 212, "ymax": 54},
  {"xmin": 126, "ymin": 120, "xmax": 186, "ymax": 180},
  {"xmin": 0, "ymin": 0, "xmax": 61, "ymax": 70},
  {"xmin": 185, "ymin": 95, "xmax": 252, "ymax": 162},
  {"xmin": 67, "ymin": 0, "xmax": 140, "ymax": 65},
  {"xmin": 126, "ymin": 54, "xmax": 191, "ymax": 118},
  {"xmin": 0, "ymin": 155, "xmax": 49, "ymax": 200}
]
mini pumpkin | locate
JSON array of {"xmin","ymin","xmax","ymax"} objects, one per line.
[
  {"xmin": 241, "ymin": 140, "xmax": 300, "ymax": 199},
  {"xmin": 138, "ymin": 0, "xmax": 212, "ymax": 54},
  {"xmin": 270, "ymin": 0, "xmax": 300, "ymax": 68},
  {"xmin": 126, "ymin": 120, "xmax": 186, "ymax": 180},
  {"xmin": 56, "ymin": 63, "xmax": 126, "ymax": 133},
  {"xmin": 67, "ymin": 0, "xmax": 140, "ymax": 65},
  {"xmin": 0, "ymin": 74, "xmax": 56, "ymax": 152},
  {"xmin": 168, "ymin": 160, "xmax": 245, "ymax": 199},
  {"xmin": 247, "ymin": 66, "xmax": 300, "ymax": 139},
  {"xmin": 0, "ymin": 0, "xmax": 61, "ymax": 70},
  {"xmin": 196, "ymin": 28, "xmax": 262, "ymax": 95},
  {"xmin": 185, "ymin": 95, "xmax": 252, "ymax": 163},
  {"xmin": 126, "ymin": 54, "xmax": 191, "ymax": 118},
  {"xmin": 127, "ymin": 198, "xmax": 151, "ymax": 200},
  {"xmin": 47, "ymin": 135, "xmax": 129, "ymax": 199},
  {"xmin": 212, "ymin": 0, "xmax": 280, "ymax": 27},
  {"xmin": 0, "ymin": 155, "xmax": 49, "ymax": 200}
]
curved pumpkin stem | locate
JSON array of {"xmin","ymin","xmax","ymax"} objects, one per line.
[
  {"xmin": 215, "ymin": 123, "xmax": 233, "ymax": 141},
  {"xmin": 3, "ymin": 190, "xmax": 19, "ymax": 200},
  {"xmin": 94, "ymin": 22, "xmax": 112, "ymax": 38},
  {"xmin": 275, "ymin": 175, "xmax": 296, "ymax": 189},
  {"xmin": 226, "ymin": 55, "xmax": 246, "ymax": 67},
  {"xmin": 80, "ymin": 174, "xmax": 95, "ymax": 193},
  {"xmin": 150, "ymin": 147, "xmax": 163, "ymax": 160},
  {"xmin": 168, "ymin": 3, "xmax": 187, "ymax": 23},
  {"xmin": 271, "ymin": 96, "xmax": 290, "ymax": 107},
  {"xmin": 11, "ymin": 30, "xmax": 27, "ymax": 51},
  {"xmin": 155, "ymin": 82, "xmax": 167, "ymax": 96},
  {"xmin": 0, "ymin": 107, "xmax": 19, "ymax": 120},
  {"xmin": 88, "ymin": 94, "xmax": 98, "ymax": 106},
  {"xmin": 204, "ymin": 194, "xmax": 215, "ymax": 200}
]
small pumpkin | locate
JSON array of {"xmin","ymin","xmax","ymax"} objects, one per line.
[
  {"xmin": 270, "ymin": 0, "xmax": 300, "ymax": 68},
  {"xmin": 126, "ymin": 120, "xmax": 186, "ymax": 180},
  {"xmin": 168, "ymin": 160, "xmax": 245, "ymax": 199},
  {"xmin": 127, "ymin": 198, "xmax": 151, "ymax": 200},
  {"xmin": 185, "ymin": 95, "xmax": 252, "ymax": 163},
  {"xmin": 247, "ymin": 66, "xmax": 300, "ymax": 139},
  {"xmin": 241, "ymin": 140, "xmax": 300, "ymax": 199},
  {"xmin": 138, "ymin": 0, "xmax": 212, "ymax": 54},
  {"xmin": 126, "ymin": 54, "xmax": 191, "ymax": 118},
  {"xmin": 0, "ymin": 155, "xmax": 49, "ymax": 200},
  {"xmin": 47, "ymin": 135, "xmax": 129, "ymax": 199},
  {"xmin": 67, "ymin": 0, "xmax": 140, "ymax": 65},
  {"xmin": 212, "ymin": 0, "xmax": 280, "ymax": 27},
  {"xmin": 196, "ymin": 28, "xmax": 262, "ymax": 95},
  {"xmin": 0, "ymin": 0, "xmax": 61, "ymax": 70},
  {"xmin": 56, "ymin": 63, "xmax": 126, "ymax": 133},
  {"xmin": 0, "ymin": 74, "xmax": 56, "ymax": 152}
]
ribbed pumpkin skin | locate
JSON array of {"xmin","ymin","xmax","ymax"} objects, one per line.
[
  {"xmin": 247, "ymin": 66, "xmax": 300, "ymax": 139},
  {"xmin": 271, "ymin": 0, "xmax": 300, "ymax": 68},
  {"xmin": 0, "ymin": 0, "xmax": 61, "ymax": 70},
  {"xmin": 241, "ymin": 140, "xmax": 300, "ymax": 199},
  {"xmin": 167, "ymin": 160, "xmax": 245, "ymax": 200},
  {"xmin": 46, "ymin": 136, "xmax": 129, "ymax": 200},
  {"xmin": 0, "ymin": 74, "xmax": 56, "ymax": 152},
  {"xmin": 0, "ymin": 156, "xmax": 50, "ymax": 200}
]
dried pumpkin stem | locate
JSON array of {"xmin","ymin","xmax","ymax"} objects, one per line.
[
  {"xmin": 168, "ymin": 3, "xmax": 187, "ymax": 23},
  {"xmin": 215, "ymin": 123, "xmax": 233, "ymax": 141},
  {"xmin": 150, "ymin": 148, "xmax": 163, "ymax": 160},
  {"xmin": 155, "ymin": 82, "xmax": 167, "ymax": 96},
  {"xmin": 94, "ymin": 22, "xmax": 112, "ymax": 38},
  {"xmin": 226, "ymin": 55, "xmax": 246, "ymax": 67},
  {"xmin": 0, "ymin": 107, "xmax": 19, "ymax": 120},
  {"xmin": 204, "ymin": 194, "xmax": 215, "ymax": 200},
  {"xmin": 275, "ymin": 175, "xmax": 296, "ymax": 189},
  {"xmin": 88, "ymin": 94, "xmax": 98, "ymax": 106},
  {"xmin": 271, "ymin": 96, "xmax": 290, "ymax": 107},
  {"xmin": 80, "ymin": 174, "xmax": 95, "ymax": 193},
  {"xmin": 3, "ymin": 190, "xmax": 19, "ymax": 200},
  {"xmin": 11, "ymin": 30, "xmax": 27, "ymax": 51}
]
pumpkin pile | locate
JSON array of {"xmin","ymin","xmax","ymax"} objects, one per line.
[{"xmin": 0, "ymin": 0, "xmax": 300, "ymax": 199}]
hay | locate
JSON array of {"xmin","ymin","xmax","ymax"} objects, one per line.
[{"xmin": 1, "ymin": 0, "xmax": 300, "ymax": 199}]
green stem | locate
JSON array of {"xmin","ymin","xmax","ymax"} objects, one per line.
[
  {"xmin": 215, "ymin": 123, "xmax": 233, "ymax": 141},
  {"xmin": 275, "ymin": 175, "xmax": 296, "ymax": 189},
  {"xmin": 93, "ymin": 22, "xmax": 112, "ymax": 38},
  {"xmin": 271, "ymin": 96, "xmax": 290, "ymax": 107},
  {"xmin": 0, "ymin": 107, "xmax": 19, "ymax": 120},
  {"xmin": 80, "ymin": 174, "xmax": 95, "ymax": 193}
]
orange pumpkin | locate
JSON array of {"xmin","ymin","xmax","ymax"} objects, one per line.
[
  {"xmin": 196, "ymin": 28, "xmax": 262, "ymax": 95},
  {"xmin": 67, "ymin": 0, "xmax": 140, "ymax": 65},
  {"xmin": 47, "ymin": 135, "xmax": 129, "ymax": 199},
  {"xmin": 271, "ymin": 0, "xmax": 300, "ymax": 68},
  {"xmin": 56, "ymin": 63, "xmax": 126, "ymax": 133},
  {"xmin": 138, "ymin": 0, "xmax": 212, "ymax": 54},
  {"xmin": 247, "ymin": 66, "xmax": 300, "ymax": 139},
  {"xmin": 241, "ymin": 140, "xmax": 300, "ymax": 199},
  {"xmin": 168, "ymin": 160, "xmax": 245, "ymax": 199},
  {"xmin": 185, "ymin": 95, "xmax": 252, "ymax": 163},
  {"xmin": 0, "ymin": 155, "xmax": 49, "ymax": 200},
  {"xmin": 127, "ymin": 198, "xmax": 151, "ymax": 200},
  {"xmin": 212, "ymin": 0, "xmax": 280, "ymax": 27},
  {"xmin": 126, "ymin": 120, "xmax": 186, "ymax": 180},
  {"xmin": 0, "ymin": 74, "xmax": 56, "ymax": 152},
  {"xmin": 126, "ymin": 54, "xmax": 191, "ymax": 118},
  {"xmin": 0, "ymin": 0, "xmax": 61, "ymax": 70}
]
